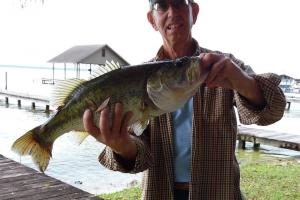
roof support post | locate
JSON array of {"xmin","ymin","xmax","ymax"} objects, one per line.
[
  {"xmin": 52, "ymin": 63, "xmax": 55, "ymax": 84},
  {"xmin": 78, "ymin": 64, "xmax": 80, "ymax": 79},
  {"xmin": 64, "ymin": 63, "xmax": 66, "ymax": 80}
]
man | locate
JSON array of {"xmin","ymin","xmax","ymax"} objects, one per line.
[{"xmin": 83, "ymin": 0, "xmax": 286, "ymax": 199}]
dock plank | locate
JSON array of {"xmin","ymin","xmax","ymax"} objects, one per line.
[
  {"xmin": 238, "ymin": 126, "xmax": 300, "ymax": 151},
  {"xmin": 0, "ymin": 91, "xmax": 49, "ymax": 103},
  {"xmin": 0, "ymin": 155, "xmax": 100, "ymax": 199},
  {"xmin": 1, "ymin": 183, "xmax": 81, "ymax": 199}
]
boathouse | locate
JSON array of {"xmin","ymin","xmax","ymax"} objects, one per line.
[
  {"xmin": 47, "ymin": 44, "xmax": 130, "ymax": 83},
  {"xmin": 280, "ymin": 74, "xmax": 300, "ymax": 93}
]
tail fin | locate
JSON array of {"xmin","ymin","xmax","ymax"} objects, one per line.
[{"xmin": 11, "ymin": 126, "xmax": 53, "ymax": 172}]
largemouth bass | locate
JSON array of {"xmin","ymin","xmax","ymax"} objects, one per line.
[{"xmin": 11, "ymin": 56, "xmax": 208, "ymax": 172}]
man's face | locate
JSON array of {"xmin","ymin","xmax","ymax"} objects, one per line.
[{"xmin": 147, "ymin": 0, "xmax": 199, "ymax": 45}]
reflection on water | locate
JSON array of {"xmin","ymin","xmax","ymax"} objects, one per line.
[
  {"xmin": 238, "ymin": 142, "xmax": 300, "ymax": 161},
  {"xmin": 0, "ymin": 100, "xmax": 141, "ymax": 195},
  {"xmin": 0, "ymin": 97, "xmax": 300, "ymax": 195}
]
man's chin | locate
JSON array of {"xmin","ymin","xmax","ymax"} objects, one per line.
[{"xmin": 167, "ymin": 35, "xmax": 189, "ymax": 45}]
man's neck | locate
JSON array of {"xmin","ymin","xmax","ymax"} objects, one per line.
[{"xmin": 162, "ymin": 39, "xmax": 194, "ymax": 59}]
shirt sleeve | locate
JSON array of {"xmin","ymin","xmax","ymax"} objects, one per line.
[
  {"xmin": 98, "ymin": 129, "xmax": 153, "ymax": 173},
  {"xmin": 228, "ymin": 53, "xmax": 286, "ymax": 125},
  {"xmin": 234, "ymin": 73, "xmax": 286, "ymax": 125}
]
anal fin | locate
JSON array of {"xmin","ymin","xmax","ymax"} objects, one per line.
[
  {"xmin": 130, "ymin": 119, "xmax": 149, "ymax": 136},
  {"xmin": 70, "ymin": 131, "xmax": 90, "ymax": 145}
]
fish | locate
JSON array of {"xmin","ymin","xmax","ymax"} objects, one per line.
[{"xmin": 11, "ymin": 56, "xmax": 208, "ymax": 172}]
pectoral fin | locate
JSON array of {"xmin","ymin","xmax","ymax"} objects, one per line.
[
  {"xmin": 86, "ymin": 99, "xmax": 98, "ymax": 111},
  {"xmin": 96, "ymin": 97, "xmax": 110, "ymax": 113}
]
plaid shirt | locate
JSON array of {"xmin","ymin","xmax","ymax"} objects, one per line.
[{"xmin": 99, "ymin": 39, "xmax": 286, "ymax": 200}]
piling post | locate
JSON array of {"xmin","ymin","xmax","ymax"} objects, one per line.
[
  {"xmin": 45, "ymin": 105, "xmax": 50, "ymax": 113},
  {"xmin": 32, "ymin": 102, "xmax": 36, "ymax": 110},
  {"xmin": 238, "ymin": 140, "xmax": 246, "ymax": 149},
  {"xmin": 18, "ymin": 100, "xmax": 21, "ymax": 107},
  {"xmin": 253, "ymin": 143, "xmax": 260, "ymax": 151},
  {"xmin": 5, "ymin": 97, "xmax": 9, "ymax": 104},
  {"xmin": 253, "ymin": 138, "xmax": 260, "ymax": 151},
  {"xmin": 286, "ymin": 102, "xmax": 291, "ymax": 110}
]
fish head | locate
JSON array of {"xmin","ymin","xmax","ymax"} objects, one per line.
[{"xmin": 147, "ymin": 56, "xmax": 208, "ymax": 113}]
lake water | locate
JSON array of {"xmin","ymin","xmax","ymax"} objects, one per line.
[
  {"xmin": 0, "ymin": 103, "xmax": 143, "ymax": 195},
  {"xmin": 0, "ymin": 65, "xmax": 299, "ymax": 195},
  {"xmin": 0, "ymin": 103, "xmax": 141, "ymax": 195},
  {"xmin": 0, "ymin": 64, "xmax": 92, "ymax": 97}
]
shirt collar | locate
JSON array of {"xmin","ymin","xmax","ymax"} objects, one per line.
[{"xmin": 153, "ymin": 38, "xmax": 201, "ymax": 61}]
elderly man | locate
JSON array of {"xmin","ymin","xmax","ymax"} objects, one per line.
[{"xmin": 83, "ymin": 0, "xmax": 286, "ymax": 199}]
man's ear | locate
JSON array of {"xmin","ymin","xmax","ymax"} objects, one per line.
[
  {"xmin": 147, "ymin": 11, "xmax": 158, "ymax": 31},
  {"xmin": 191, "ymin": 3, "xmax": 199, "ymax": 24}
]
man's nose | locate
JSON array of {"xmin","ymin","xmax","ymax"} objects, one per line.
[{"xmin": 166, "ymin": 4, "xmax": 179, "ymax": 16}]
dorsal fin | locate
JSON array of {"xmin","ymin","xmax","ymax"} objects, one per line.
[
  {"xmin": 51, "ymin": 79, "xmax": 86, "ymax": 108},
  {"xmin": 90, "ymin": 60, "xmax": 121, "ymax": 79}
]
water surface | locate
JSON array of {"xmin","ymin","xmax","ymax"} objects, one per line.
[{"xmin": 0, "ymin": 102, "xmax": 141, "ymax": 194}]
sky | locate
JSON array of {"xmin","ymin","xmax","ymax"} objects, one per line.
[{"xmin": 0, "ymin": 0, "xmax": 299, "ymax": 77}]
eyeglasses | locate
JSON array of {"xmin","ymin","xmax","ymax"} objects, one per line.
[{"xmin": 151, "ymin": 0, "xmax": 193, "ymax": 12}]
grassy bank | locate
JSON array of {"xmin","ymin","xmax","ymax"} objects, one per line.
[
  {"xmin": 98, "ymin": 151, "xmax": 300, "ymax": 200},
  {"xmin": 238, "ymin": 151, "xmax": 300, "ymax": 200},
  {"xmin": 99, "ymin": 187, "xmax": 141, "ymax": 200}
]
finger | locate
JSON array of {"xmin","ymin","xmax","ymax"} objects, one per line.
[
  {"xmin": 209, "ymin": 69, "xmax": 227, "ymax": 87},
  {"xmin": 120, "ymin": 111, "xmax": 133, "ymax": 136},
  {"xmin": 200, "ymin": 53, "xmax": 222, "ymax": 70},
  {"xmin": 99, "ymin": 107, "xmax": 110, "ymax": 135},
  {"xmin": 83, "ymin": 109, "xmax": 100, "ymax": 138},
  {"xmin": 206, "ymin": 58, "xmax": 227, "ymax": 86},
  {"xmin": 111, "ymin": 103, "xmax": 123, "ymax": 135}
]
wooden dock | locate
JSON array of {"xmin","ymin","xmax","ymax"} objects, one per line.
[
  {"xmin": 0, "ymin": 90, "xmax": 49, "ymax": 103},
  {"xmin": 0, "ymin": 154, "xmax": 101, "ymax": 200},
  {"xmin": 238, "ymin": 126, "xmax": 300, "ymax": 151},
  {"xmin": 0, "ymin": 90, "xmax": 50, "ymax": 112},
  {"xmin": 285, "ymin": 95, "xmax": 300, "ymax": 110}
]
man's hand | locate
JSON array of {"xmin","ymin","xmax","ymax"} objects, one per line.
[
  {"xmin": 83, "ymin": 103, "xmax": 137, "ymax": 160},
  {"xmin": 200, "ymin": 53, "xmax": 265, "ymax": 106}
]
